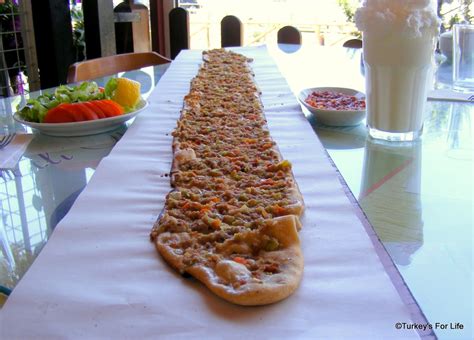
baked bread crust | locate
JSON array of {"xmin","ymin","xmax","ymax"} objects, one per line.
[
  {"xmin": 151, "ymin": 49, "xmax": 305, "ymax": 305},
  {"xmin": 156, "ymin": 215, "xmax": 303, "ymax": 305}
]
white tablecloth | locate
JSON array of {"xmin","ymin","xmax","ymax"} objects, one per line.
[{"xmin": 0, "ymin": 46, "xmax": 420, "ymax": 339}]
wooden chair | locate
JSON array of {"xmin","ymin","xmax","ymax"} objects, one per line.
[
  {"xmin": 277, "ymin": 26, "xmax": 302, "ymax": 53},
  {"xmin": 66, "ymin": 51, "xmax": 171, "ymax": 83},
  {"xmin": 277, "ymin": 26, "xmax": 302, "ymax": 45},
  {"xmin": 343, "ymin": 39, "xmax": 362, "ymax": 49},
  {"xmin": 169, "ymin": 7, "xmax": 190, "ymax": 59},
  {"xmin": 221, "ymin": 15, "xmax": 243, "ymax": 47}
]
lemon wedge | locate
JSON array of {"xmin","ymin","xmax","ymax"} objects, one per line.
[{"xmin": 112, "ymin": 78, "xmax": 141, "ymax": 109}]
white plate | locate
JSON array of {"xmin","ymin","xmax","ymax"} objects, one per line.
[
  {"xmin": 14, "ymin": 99, "xmax": 148, "ymax": 137},
  {"xmin": 298, "ymin": 87, "xmax": 366, "ymax": 126}
]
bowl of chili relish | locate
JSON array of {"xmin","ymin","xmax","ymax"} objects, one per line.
[{"xmin": 298, "ymin": 87, "xmax": 366, "ymax": 126}]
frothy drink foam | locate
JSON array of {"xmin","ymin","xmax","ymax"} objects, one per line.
[
  {"xmin": 356, "ymin": 0, "xmax": 440, "ymax": 140},
  {"xmin": 356, "ymin": 0, "xmax": 439, "ymax": 38}
]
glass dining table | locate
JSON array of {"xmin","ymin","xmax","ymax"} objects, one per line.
[
  {"xmin": 0, "ymin": 45, "xmax": 472, "ymax": 339},
  {"xmin": 0, "ymin": 65, "xmax": 169, "ymax": 296}
]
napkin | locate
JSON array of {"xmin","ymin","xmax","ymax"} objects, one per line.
[
  {"xmin": 0, "ymin": 133, "xmax": 34, "ymax": 169},
  {"xmin": 428, "ymin": 88, "xmax": 474, "ymax": 102}
]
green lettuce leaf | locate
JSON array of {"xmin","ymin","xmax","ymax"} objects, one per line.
[{"xmin": 17, "ymin": 80, "xmax": 109, "ymax": 123}]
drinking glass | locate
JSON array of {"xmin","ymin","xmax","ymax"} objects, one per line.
[{"xmin": 453, "ymin": 24, "xmax": 474, "ymax": 92}]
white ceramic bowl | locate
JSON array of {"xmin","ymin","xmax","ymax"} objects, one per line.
[{"xmin": 298, "ymin": 87, "xmax": 366, "ymax": 126}]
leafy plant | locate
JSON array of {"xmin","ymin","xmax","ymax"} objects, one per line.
[
  {"xmin": 337, "ymin": 0, "xmax": 355, "ymax": 23},
  {"xmin": 337, "ymin": 0, "xmax": 361, "ymax": 38},
  {"xmin": 435, "ymin": 0, "xmax": 472, "ymax": 31},
  {"xmin": 70, "ymin": 0, "xmax": 86, "ymax": 61}
]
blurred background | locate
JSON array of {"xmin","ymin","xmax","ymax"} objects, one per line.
[{"xmin": 0, "ymin": 0, "xmax": 472, "ymax": 98}]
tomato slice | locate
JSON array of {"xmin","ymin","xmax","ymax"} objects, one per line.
[
  {"xmin": 44, "ymin": 104, "xmax": 79, "ymax": 123},
  {"xmin": 83, "ymin": 101, "xmax": 106, "ymax": 119},
  {"xmin": 96, "ymin": 99, "xmax": 125, "ymax": 117},
  {"xmin": 73, "ymin": 103, "xmax": 99, "ymax": 121},
  {"xmin": 43, "ymin": 100, "xmax": 124, "ymax": 123}
]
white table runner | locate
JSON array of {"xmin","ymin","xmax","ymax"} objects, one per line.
[{"xmin": 0, "ymin": 46, "xmax": 419, "ymax": 339}]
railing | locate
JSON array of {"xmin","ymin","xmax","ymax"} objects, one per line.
[
  {"xmin": 7, "ymin": 1, "xmax": 358, "ymax": 92},
  {"xmin": 0, "ymin": 1, "xmax": 39, "ymax": 97}
]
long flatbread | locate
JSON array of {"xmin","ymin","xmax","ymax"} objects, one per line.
[{"xmin": 151, "ymin": 49, "xmax": 305, "ymax": 306}]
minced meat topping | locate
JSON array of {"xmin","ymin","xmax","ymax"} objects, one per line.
[{"xmin": 151, "ymin": 49, "xmax": 303, "ymax": 283}]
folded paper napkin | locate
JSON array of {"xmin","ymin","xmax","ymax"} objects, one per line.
[
  {"xmin": 0, "ymin": 133, "xmax": 34, "ymax": 169},
  {"xmin": 428, "ymin": 88, "xmax": 474, "ymax": 102}
]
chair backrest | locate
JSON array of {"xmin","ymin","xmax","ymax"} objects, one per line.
[
  {"xmin": 221, "ymin": 15, "xmax": 243, "ymax": 47},
  {"xmin": 169, "ymin": 7, "xmax": 190, "ymax": 59},
  {"xmin": 277, "ymin": 26, "xmax": 302, "ymax": 45},
  {"xmin": 66, "ymin": 51, "xmax": 171, "ymax": 83},
  {"xmin": 343, "ymin": 39, "xmax": 363, "ymax": 49}
]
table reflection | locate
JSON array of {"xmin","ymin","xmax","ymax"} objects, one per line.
[
  {"xmin": 0, "ymin": 129, "xmax": 124, "ymax": 290},
  {"xmin": 446, "ymin": 104, "xmax": 472, "ymax": 161},
  {"xmin": 359, "ymin": 139, "xmax": 423, "ymax": 266}
]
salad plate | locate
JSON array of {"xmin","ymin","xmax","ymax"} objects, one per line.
[{"xmin": 14, "ymin": 99, "xmax": 148, "ymax": 137}]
